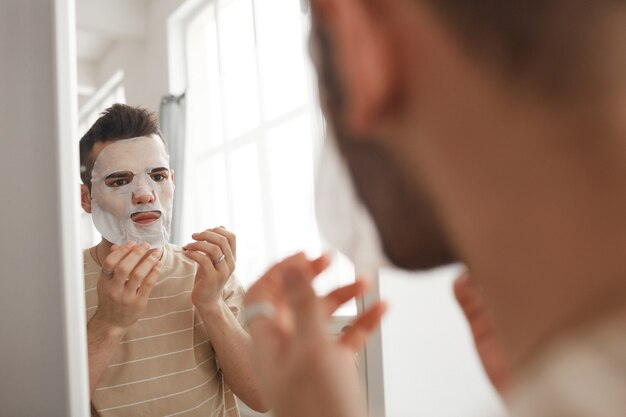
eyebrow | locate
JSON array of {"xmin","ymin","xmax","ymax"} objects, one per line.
[
  {"xmin": 105, "ymin": 171, "xmax": 134, "ymax": 181},
  {"xmin": 103, "ymin": 167, "xmax": 169, "ymax": 182}
]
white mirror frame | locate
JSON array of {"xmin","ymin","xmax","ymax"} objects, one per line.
[
  {"xmin": 0, "ymin": 0, "xmax": 89, "ymax": 415},
  {"xmin": 56, "ymin": 0, "xmax": 91, "ymax": 414}
]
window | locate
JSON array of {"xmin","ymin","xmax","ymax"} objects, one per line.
[
  {"xmin": 179, "ymin": 0, "xmax": 356, "ymax": 314},
  {"xmin": 171, "ymin": 3, "xmax": 382, "ymax": 415}
]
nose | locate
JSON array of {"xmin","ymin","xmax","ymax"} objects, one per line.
[{"xmin": 132, "ymin": 190, "xmax": 155, "ymax": 205}]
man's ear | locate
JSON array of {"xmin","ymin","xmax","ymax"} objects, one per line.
[
  {"xmin": 316, "ymin": 0, "xmax": 396, "ymax": 136},
  {"xmin": 171, "ymin": 169, "xmax": 175, "ymax": 185},
  {"xmin": 80, "ymin": 184, "xmax": 92, "ymax": 213}
]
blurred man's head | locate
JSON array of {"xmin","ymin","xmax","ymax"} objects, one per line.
[{"xmin": 310, "ymin": 0, "xmax": 626, "ymax": 270}]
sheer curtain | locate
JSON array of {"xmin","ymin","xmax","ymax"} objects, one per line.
[{"xmin": 160, "ymin": 92, "xmax": 187, "ymax": 245}]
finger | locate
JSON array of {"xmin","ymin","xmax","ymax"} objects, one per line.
[
  {"xmin": 188, "ymin": 235, "xmax": 233, "ymax": 277},
  {"xmin": 310, "ymin": 253, "xmax": 332, "ymax": 276},
  {"xmin": 211, "ymin": 227, "xmax": 236, "ymax": 261},
  {"xmin": 283, "ymin": 252, "xmax": 329, "ymax": 284},
  {"xmin": 453, "ymin": 273, "xmax": 474, "ymax": 299},
  {"xmin": 136, "ymin": 261, "xmax": 161, "ymax": 299},
  {"xmin": 454, "ymin": 274, "xmax": 484, "ymax": 313},
  {"xmin": 184, "ymin": 241, "xmax": 223, "ymax": 277},
  {"xmin": 468, "ymin": 310, "xmax": 495, "ymax": 341},
  {"xmin": 246, "ymin": 257, "xmax": 327, "ymax": 344},
  {"xmin": 212, "ymin": 253, "xmax": 231, "ymax": 278},
  {"xmin": 183, "ymin": 248, "xmax": 217, "ymax": 282},
  {"xmin": 126, "ymin": 251, "xmax": 161, "ymax": 292},
  {"xmin": 112, "ymin": 243, "xmax": 150, "ymax": 285},
  {"xmin": 101, "ymin": 241, "xmax": 137, "ymax": 277},
  {"xmin": 185, "ymin": 240, "xmax": 224, "ymax": 263},
  {"xmin": 245, "ymin": 253, "xmax": 324, "ymax": 308},
  {"xmin": 454, "ymin": 275, "xmax": 500, "ymax": 346},
  {"xmin": 245, "ymin": 266, "xmax": 290, "ymax": 311},
  {"xmin": 323, "ymin": 278, "xmax": 371, "ymax": 317},
  {"xmin": 454, "ymin": 274, "xmax": 486, "ymax": 322},
  {"xmin": 191, "ymin": 230, "xmax": 235, "ymax": 272},
  {"xmin": 339, "ymin": 301, "xmax": 387, "ymax": 352},
  {"xmin": 283, "ymin": 270, "xmax": 325, "ymax": 338}
]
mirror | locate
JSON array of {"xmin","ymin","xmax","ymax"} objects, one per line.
[{"xmin": 74, "ymin": 1, "xmax": 500, "ymax": 417}]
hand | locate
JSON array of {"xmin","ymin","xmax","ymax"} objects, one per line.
[
  {"xmin": 244, "ymin": 253, "xmax": 386, "ymax": 417},
  {"xmin": 454, "ymin": 273, "xmax": 511, "ymax": 394},
  {"xmin": 92, "ymin": 241, "xmax": 161, "ymax": 331},
  {"xmin": 184, "ymin": 227, "xmax": 236, "ymax": 311}
]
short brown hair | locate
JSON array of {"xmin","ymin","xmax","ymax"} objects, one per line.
[
  {"xmin": 427, "ymin": 0, "xmax": 616, "ymax": 94},
  {"xmin": 79, "ymin": 104, "xmax": 165, "ymax": 186}
]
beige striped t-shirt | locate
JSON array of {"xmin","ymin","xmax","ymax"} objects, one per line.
[{"xmin": 84, "ymin": 243, "xmax": 245, "ymax": 417}]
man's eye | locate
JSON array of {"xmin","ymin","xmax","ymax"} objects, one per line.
[
  {"xmin": 151, "ymin": 173, "xmax": 168, "ymax": 182},
  {"xmin": 108, "ymin": 179, "xmax": 129, "ymax": 187}
]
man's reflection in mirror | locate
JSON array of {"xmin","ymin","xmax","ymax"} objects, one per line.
[{"xmin": 79, "ymin": 104, "xmax": 267, "ymax": 416}]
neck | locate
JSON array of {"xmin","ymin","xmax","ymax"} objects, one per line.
[
  {"xmin": 444, "ymin": 114, "xmax": 626, "ymax": 368},
  {"xmin": 94, "ymin": 239, "xmax": 114, "ymax": 266},
  {"xmin": 93, "ymin": 239, "xmax": 164, "ymax": 266},
  {"xmin": 467, "ymin": 188, "xmax": 626, "ymax": 367}
]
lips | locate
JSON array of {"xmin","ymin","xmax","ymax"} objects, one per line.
[{"xmin": 131, "ymin": 210, "xmax": 162, "ymax": 225}]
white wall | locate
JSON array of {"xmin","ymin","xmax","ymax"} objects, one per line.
[
  {"xmin": 380, "ymin": 265, "xmax": 506, "ymax": 417},
  {"xmin": 77, "ymin": 57, "xmax": 97, "ymax": 107},
  {"xmin": 0, "ymin": 0, "xmax": 89, "ymax": 415},
  {"xmin": 94, "ymin": 0, "xmax": 185, "ymax": 112}
]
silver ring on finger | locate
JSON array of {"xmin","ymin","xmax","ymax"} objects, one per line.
[
  {"xmin": 212, "ymin": 253, "xmax": 226, "ymax": 265},
  {"xmin": 101, "ymin": 268, "xmax": 114, "ymax": 277}
]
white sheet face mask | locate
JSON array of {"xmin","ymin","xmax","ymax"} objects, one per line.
[
  {"xmin": 90, "ymin": 135, "xmax": 174, "ymax": 248},
  {"xmin": 315, "ymin": 133, "xmax": 390, "ymax": 276}
]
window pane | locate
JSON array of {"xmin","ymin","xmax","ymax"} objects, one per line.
[
  {"xmin": 182, "ymin": 1, "xmax": 354, "ymax": 314},
  {"xmin": 230, "ymin": 142, "xmax": 266, "ymax": 287},
  {"xmin": 188, "ymin": 154, "xmax": 230, "ymax": 237},
  {"xmin": 186, "ymin": 5, "xmax": 224, "ymax": 153},
  {"xmin": 255, "ymin": 0, "xmax": 309, "ymax": 120},
  {"xmin": 218, "ymin": 0, "xmax": 260, "ymax": 139},
  {"xmin": 267, "ymin": 114, "xmax": 318, "ymax": 258},
  {"xmin": 321, "ymin": 253, "xmax": 356, "ymax": 316},
  {"xmin": 267, "ymin": 114, "xmax": 356, "ymax": 314}
]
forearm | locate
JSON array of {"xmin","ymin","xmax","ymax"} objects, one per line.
[
  {"xmin": 86, "ymin": 315, "xmax": 127, "ymax": 397},
  {"xmin": 198, "ymin": 301, "xmax": 269, "ymax": 412}
]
